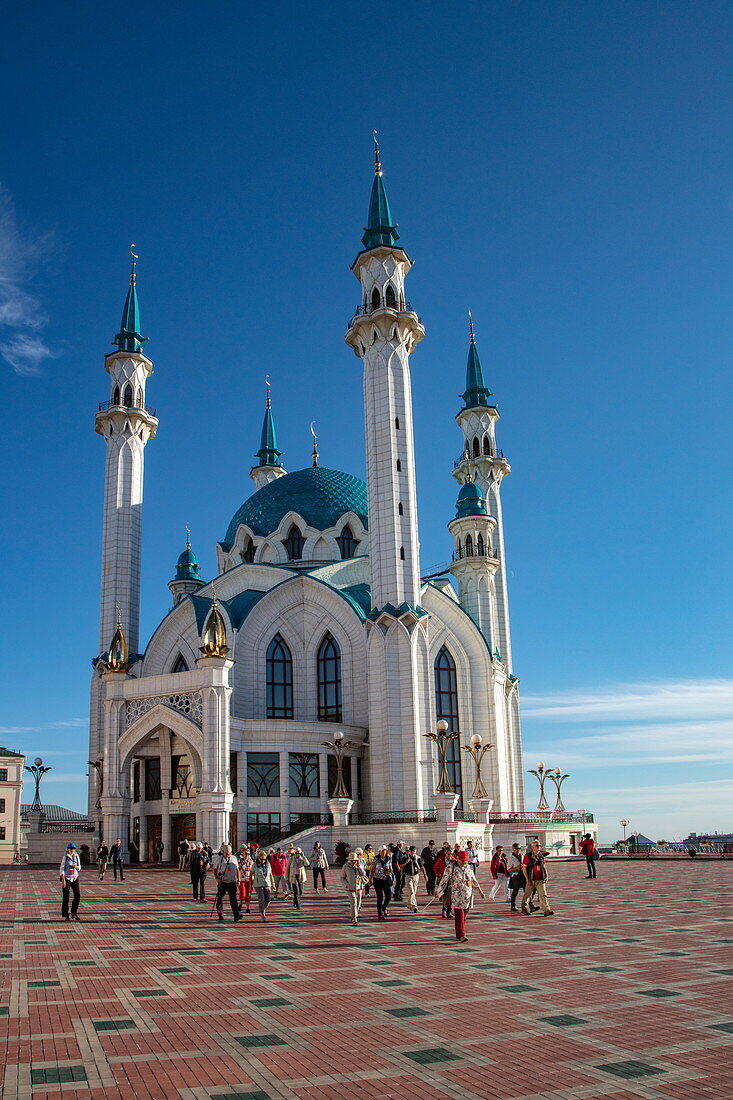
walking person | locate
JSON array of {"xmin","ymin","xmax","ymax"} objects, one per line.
[
  {"xmin": 341, "ymin": 850, "xmax": 368, "ymax": 925},
  {"xmin": 392, "ymin": 841, "xmax": 408, "ymax": 900},
  {"xmin": 96, "ymin": 842, "xmax": 109, "ymax": 881},
  {"xmin": 189, "ymin": 842, "xmax": 210, "ymax": 903},
  {"xmin": 580, "ymin": 833, "xmax": 597, "ymax": 878},
  {"xmin": 269, "ymin": 848, "xmax": 289, "ymax": 899},
  {"xmin": 436, "ymin": 849, "xmax": 486, "ymax": 943},
  {"xmin": 109, "ymin": 839, "xmax": 125, "ymax": 881},
  {"xmin": 507, "ymin": 842, "xmax": 525, "ymax": 911},
  {"xmin": 362, "ymin": 844, "xmax": 375, "ymax": 895},
  {"xmin": 466, "ymin": 840, "xmax": 480, "ymax": 876},
  {"xmin": 286, "ymin": 847, "xmax": 309, "ymax": 909},
  {"xmin": 59, "ymin": 843, "xmax": 82, "ymax": 922},
  {"xmin": 253, "ymin": 849, "xmax": 275, "ymax": 921},
  {"xmin": 521, "ymin": 841, "xmax": 554, "ymax": 916},
  {"xmin": 214, "ymin": 844, "xmax": 242, "ymax": 922},
  {"xmin": 178, "ymin": 840, "xmax": 189, "ymax": 870},
  {"xmin": 433, "ymin": 843, "xmax": 454, "ymax": 918},
  {"xmin": 421, "ymin": 840, "xmax": 438, "ymax": 895},
  {"xmin": 311, "ymin": 842, "xmax": 329, "ymax": 892},
  {"xmin": 489, "ymin": 845, "xmax": 509, "ymax": 901},
  {"xmin": 398, "ymin": 845, "xmax": 426, "ymax": 913},
  {"xmin": 369, "ymin": 845, "xmax": 395, "ymax": 921},
  {"xmin": 237, "ymin": 846, "xmax": 254, "ymax": 913},
  {"xmin": 156, "ymin": 839, "xmax": 164, "ymax": 865}
]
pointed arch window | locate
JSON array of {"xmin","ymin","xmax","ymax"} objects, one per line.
[
  {"xmin": 477, "ymin": 533, "xmax": 485, "ymax": 556},
  {"xmin": 434, "ymin": 646, "xmax": 462, "ymax": 803},
  {"xmin": 266, "ymin": 634, "xmax": 293, "ymax": 718},
  {"xmin": 123, "ymin": 383, "xmax": 134, "ymax": 408},
  {"xmin": 283, "ymin": 524, "xmax": 305, "ymax": 560},
  {"xmin": 385, "ymin": 283, "xmax": 396, "ymax": 308},
  {"xmin": 465, "ymin": 534, "xmax": 473, "ymax": 556},
  {"xmin": 398, "ymin": 502, "xmax": 403, "ymax": 516},
  {"xmin": 113, "ymin": 385, "xmax": 121, "ymax": 406},
  {"xmin": 136, "ymin": 387, "xmax": 143, "ymax": 408},
  {"xmin": 171, "ymin": 653, "xmax": 189, "ymax": 673},
  {"xmin": 317, "ymin": 632, "xmax": 342, "ymax": 722},
  {"xmin": 483, "ymin": 435, "xmax": 491, "ymax": 456},
  {"xmin": 371, "ymin": 287, "xmax": 381, "ymax": 311},
  {"xmin": 395, "ymin": 417, "xmax": 400, "ymax": 429},
  {"xmin": 336, "ymin": 524, "xmax": 358, "ymax": 559},
  {"xmin": 241, "ymin": 537, "xmax": 255, "ymax": 563},
  {"xmin": 399, "ymin": 546, "xmax": 405, "ymax": 560},
  {"xmin": 396, "ymin": 459, "xmax": 401, "ymax": 471},
  {"xmin": 472, "ymin": 436, "xmax": 480, "ymax": 458}
]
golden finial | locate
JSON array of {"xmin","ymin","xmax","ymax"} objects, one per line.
[
  {"xmin": 210, "ymin": 580, "xmax": 218, "ymax": 605},
  {"xmin": 200, "ymin": 587, "xmax": 228, "ymax": 658},
  {"xmin": 372, "ymin": 129, "xmax": 381, "ymax": 175},
  {"xmin": 107, "ymin": 604, "xmax": 130, "ymax": 673},
  {"xmin": 115, "ymin": 602, "xmax": 123, "ymax": 627},
  {"xmin": 310, "ymin": 420, "xmax": 319, "ymax": 468},
  {"xmin": 129, "ymin": 243, "xmax": 138, "ymax": 286},
  {"xmin": 265, "ymin": 373, "xmax": 271, "ymax": 409},
  {"xmin": 185, "ymin": 524, "xmax": 191, "ymax": 550},
  {"xmin": 468, "ymin": 308, "xmax": 475, "ymax": 345}
]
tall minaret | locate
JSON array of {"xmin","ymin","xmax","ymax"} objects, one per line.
[
  {"xmin": 250, "ymin": 379, "xmax": 286, "ymax": 490},
  {"xmin": 345, "ymin": 135, "xmax": 425, "ymax": 610},
  {"xmin": 452, "ymin": 316, "xmax": 514, "ymax": 667},
  {"xmin": 345, "ymin": 139, "xmax": 430, "ymax": 814}
]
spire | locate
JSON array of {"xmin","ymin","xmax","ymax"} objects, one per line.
[
  {"xmin": 174, "ymin": 525, "xmax": 202, "ymax": 582},
  {"xmin": 310, "ymin": 420, "xmax": 319, "ymax": 468},
  {"xmin": 361, "ymin": 131, "xmax": 400, "ymax": 251},
  {"xmin": 113, "ymin": 244, "xmax": 148, "ymax": 353},
  {"xmin": 255, "ymin": 377, "xmax": 283, "ymax": 467},
  {"xmin": 460, "ymin": 310, "xmax": 492, "ymax": 409}
]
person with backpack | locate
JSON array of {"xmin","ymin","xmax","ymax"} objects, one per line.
[
  {"xmin": 340, "ymin": 850, "xmax": 368, "ymax": 925},
  {"xmin": 369, "ymin": 845, "xmax": 395, "ymax": 921},
  {"xmin": 236, "ymin": 846, "xmax": 254, "ymax": 913},
  {"xmin": 189, "ymin": 842, "xmax": 210, "ymax": 903},
  {"xmin": 507, "ymin": 842, "xmax": 527, "ymax": 912},
  {"xmin": 436, "ymin": 849, "xmax": 486, "ymax": 943},
  {"xmin": 397, "ymin": 845, "xmax": 426, "ymax": 913},
  {"xmin": 521, "ymin": 841, "xmax": 554, "ymax": 916},
  {"xmin": 489, "ymin": 845, "xmax": 509, "ymax": 901},
  {"xmin": 580, "ymin": 833, "xmax": 597, "ymax": 878}
]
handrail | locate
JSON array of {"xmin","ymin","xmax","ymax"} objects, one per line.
[{"xmin": 98, "ymin": 400, "xmax": 157, "ymax": 417}]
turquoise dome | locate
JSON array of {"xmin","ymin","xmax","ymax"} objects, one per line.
[
  {"xmin": 223, "ymin": 467, "xmax": 369, "ymax": 548},
  {"xmin": 456, "ymin": 481, "xmax": 488, "ymax": 519},
  {"xmin": 175, "ymin": 546, "xmax": 201, "ymax": 582}
]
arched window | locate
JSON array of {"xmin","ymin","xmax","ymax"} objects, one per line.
[
  {"xmin": 398, "ymin": 502, "xmax": 403, "ymax": 516},
  {"xmin": 399, "ymin": 546, "xmax": 405, "ymax": 560},
  {"xmin": 241, "ymin": 537, "xmax": 255, "ymax": 563},
  {"xmin": 317, "ymin": 632, "xmax": 342, "ymax": 722},
  {"xmin": 465, "ymin": 535, "xmax": 473, "ymax": 556},
  {"xmin": 434, "ymin": 646, "xmax": 462, "ymax": 802},
  {"xmin": 171, "ymin": 653, "xmax": 189, "ymax": 674},
  {"xmin": 477, "ymin": 533, "xmax": 485, "ymax": 556},
  {"xmin": 472, "ymin": 436, "xmax": 480, "ymax": 458},
  {"xmin": 283, "ymin": 524, "xmax": 305, "ymax": 560},
  {"xmin": 395, "ymin": 417, "xmax": 400, "ymax": 429},
  {"xmin": 336, "ymin": 525, "xmax": 358, "ymax": 559},
  {"xmin": 483, "ymin": 435, "xmax": 491, "ymax": 456},
  {"xmin": 266, "ymin": 634, "xmax": 293, "ymax": 718},
  {"xmin": 123, "ymin": 383, "xmax": 134, "ymax": 408},
  {"xmin": 371, "ymin": 287, "xmax": 381, "ymax": 311},
  {"xmin": 136, "ymin": 387, "xmax": 143, "ymax": 408},
  {"xmin": 396, "ymin": 459, "xmax": 401, "ymax": 472},
  {"xmin": 385, "ymin": 283, "xmax": 396, "ymax": 308},
  {"xmin": 113, "ymin": 385, "xmax": 120, "ymax": 406}
]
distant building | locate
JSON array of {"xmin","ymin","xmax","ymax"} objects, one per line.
[
  {"xmin": 0, "ymin": 748, "xmax": 25, "ymax": 863},
  {"xmin": 683, "ymin": 831, "xmax": 733, "ymax": 846}
]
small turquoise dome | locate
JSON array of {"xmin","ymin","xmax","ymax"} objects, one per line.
[
  {"xmin": 456, "ymin": 481, "xmax": 488, "ymax": 519},
  {"xmin": 175, "ymin": 546, "xmax": 201, "ymax": 582},
  {"xmin": 222, "ymin": 467, "xmax": 369, "ymax": 548}
]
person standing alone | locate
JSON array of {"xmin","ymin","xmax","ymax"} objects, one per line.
[
  {"xmin": 580, "ymin": 833, "xmax": 597, "ymax": 878},
  {"xmin": 59, "ymin": 843, "xmax": 82, "ymax": 922},
  {"xmin": 109, "ymin": 839, "xmax": 125, "ymax": 882},
  {"xmin": 96, "ymin": 841, "xmax": 109, "ymax": 881},
  {"xmin": 421, "ymin": 840, "xmax": 438, "ymax": 895},
  {"xmin": 214, "ymin": 844, "xmax": 242, "ymax": 922},
  {"xmin": 489, "ymin": 845, "xmax": 509, "ymax": 901}
]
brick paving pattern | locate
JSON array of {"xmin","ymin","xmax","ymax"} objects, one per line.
[{"xmin": 0, "ymin": 860, "xmax": 731, "ymax": 1099}]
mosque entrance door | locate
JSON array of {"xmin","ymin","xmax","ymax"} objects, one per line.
[
  {"xmin": 147, "ymin": 815, "xmax": 162, "ymax": 862},
  {"xmin": 172, "ymin": 813, "xmax": 196, "ymax": 850}
]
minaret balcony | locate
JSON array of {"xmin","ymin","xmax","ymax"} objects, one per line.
[
  {"xmin": 454, "ymin": 449, "xmax": 505, "ymax": 468},
  {"xmin": 348, "ymin": 301, "xmax": 421, "ymax": 327},
  {"xmin": 452, "ymin": 546, "xmax": 500, "ymax": 563},
  {"xmin": 99, "ymin": 399, "xmax": 157, "ymax": 418}
]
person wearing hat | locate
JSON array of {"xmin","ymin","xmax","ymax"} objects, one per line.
[
  {"xmin": 189, "ymin": 841, "xmax": 211, "ymax": 903},
  {"xmin": 368, "ymin": 845, "xmax": 395, "ymax": 920},
  {"xmin": 59, "ymin": 843, "xmax": 82, "ymax": 922},
  {"xmin": 435, "ymin": 849, "xmax": 485, "ymax": 943},
  {"xmin": 286, "ymin": 847, "xmax": 310, "ymax": 910},
  {"xmin": 340, "ymin": 849, "xmax": 368, "ymax": 925}
]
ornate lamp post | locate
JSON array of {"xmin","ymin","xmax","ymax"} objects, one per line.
[
  {"xmin": 425, "ymin": 720, "xmax": 459, "ymax": 793},
  {"xmin": 322, "ymin": 731, "xmax": 354, "ymax": 799},
  {"xmin": 24, "ymin": 757, "xmax": 52, "ymax": 812},
  {"xmin": 619, "ymin": 818, "xmax": 629, "ymax": 841},
  {"xmin": 323, "ymin": 731, "xmax": 355, "ymax": 827},
  {"xmin": 462, "ymin": 734, "xmax": 492, "ymax": 800},
  {"xmin": 88, "ymin": 758, "xmax": 104, "ymax": 811},
  {"xmin": 547, "ymin": 767, "xmax": 569, "ymax": 813},
  {"xmin": 528, "ymin": 761, "xmax": 551, "ymax": 811}
]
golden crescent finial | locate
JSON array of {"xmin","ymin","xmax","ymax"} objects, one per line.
[
  {"xmin": 372, "ymin": 130, "xmax": 381, "ymax": 175},
  {"xmin": 129, "ymin": 243, "xmax": 138, "ymax": 285},
  {"xmin": 185, "ymin": 523, "xmax": 191, "ymax": 549},
  {"xmin": 310, "ymin": 420, "xmax": 319, "ymax": 468},
  {"xmin": 468, "ymin": 308, "xmax": 475, "ymax": 344}
]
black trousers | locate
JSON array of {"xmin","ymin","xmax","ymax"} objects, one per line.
[
  {"xmin": 313, "ymin": 867, "xmax": 326, "ymax": 890},
  {"xmin": 510, "ymin": 876, "xmax": 524, "ymax": 908},
  {"xmin": 292, "ymin": 878, "xmax": 303, "ymax": 908},
  {"xmin": 61, "ymin": 879, "xmax": 80, "ymax": 917},
  {"xmin": 216, "ymin": 881, "xmax": 239, "ymax": 918},
  {"xmin": 191, "ymin": 871, "xmax": 207, "ymax": 900},
  {"xmin": 374, "ymin": 878, "xmax": 392, "ymax": 916},
  {"xmin": 586, "ymin": 856, "xmax": 596, "ymax": 878},
  {"xmin": 393, "ymin": 869, "xmax": 404, "ymax": 899},
  {"xmin": 425, "ymin": 868, "xmax": 436, "ymax": 894},
  {"xmin": 112, "ymin": 858, "xmax": 124, "ymax": 881}
]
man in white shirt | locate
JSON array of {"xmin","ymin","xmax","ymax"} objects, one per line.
[
  {"xmin": 59, "ymin": 843, "xmax": 82, "ymax": 922},
  {"xmin": 214, "ymin": 844, "xmax": 242, "ymax": 922}
]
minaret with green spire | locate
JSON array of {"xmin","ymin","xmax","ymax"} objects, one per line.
[
  {"xmin": 169, "ymin": 526, "xmax": 205, "ymax": 605},
  {"xmin": 361, "ymin": 136, "xmax": 401, "ymax": 251},
  {"xmin": 250, "ymin": 379, "xmax": 287, "ymax": 490},
  {"xmin": 461, "ymin": 312, "xmax": 492, "ymax": 409},
  {"xmin": 113, "ymin": 247, "xmax": 148, "ymax": 353}
]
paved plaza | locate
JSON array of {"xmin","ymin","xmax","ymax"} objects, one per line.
[{"xmin": 0, "ymin": 859, "xmax": 731, "ymax": 1100}]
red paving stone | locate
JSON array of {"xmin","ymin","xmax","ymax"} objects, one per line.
[{"xmin": 0, "ymin": 859, "xmax": 731, "ymax": 1099}]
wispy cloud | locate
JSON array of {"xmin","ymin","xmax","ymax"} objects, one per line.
[
  {"xmin": 0, "ymin": 184, "xmax": 56, "ymax": 375},
  {"xmin": 523, "ymin": 679, "xmax": 733, "ymax": 722},
  {"xmin": 0, "ymin": 719, "xmax": 85, "ymax": 736}
]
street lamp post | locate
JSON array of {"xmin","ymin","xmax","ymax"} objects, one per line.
[
  {"xmin": 619, "ymin": 818, "xmax": 629, "ymax": 841},
  {"xmin": 322, "ymin": 731, "xmax": 354, "ymax": 799},
  {"xmin": 425, "ymin": 720, "xmax": 459, "ymax": 794},
  {"xmin": 528, "ymin": 761, "xmax": 552, "ymax": 811},
  {"xmin": 547, "ymin": 768, "xmax": 570, "ymax": 814},
  {"xmin": 462, "ymin": 734, "xmax": 492, "ymax": 800},
  {"xmin": 24, "ymin": 757, "xmax": 52, "ymax": 812}
]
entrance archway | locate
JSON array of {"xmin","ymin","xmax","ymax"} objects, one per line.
[{"xmin": 172, "ymin": 813, "xmax": 196, "ymax": 850}]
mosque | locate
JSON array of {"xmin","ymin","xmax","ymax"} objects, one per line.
[{"xmin": 88, "ymin": 143, "xmax": 593, "ymax": 860}]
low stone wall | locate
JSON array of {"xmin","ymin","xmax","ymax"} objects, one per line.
[
  {"xmin": 26, "ymin": 831, "xmax": 98, "ymax": 866},
  {"xmin": 274, "ymin": 820, "xmax": 492, "ymax": 863}
]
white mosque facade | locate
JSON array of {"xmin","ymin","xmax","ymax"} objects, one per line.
[{"xmin": 89, "ymin": 149, "xmax": 594, "ymax": 860}]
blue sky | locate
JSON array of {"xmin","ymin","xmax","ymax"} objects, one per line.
[{"xmin": 1, "ymin": 3, "xmax": 731, "ymax": 842}]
